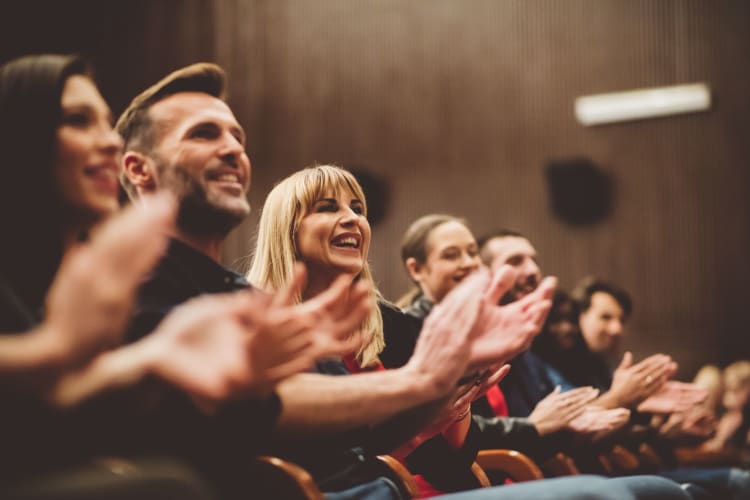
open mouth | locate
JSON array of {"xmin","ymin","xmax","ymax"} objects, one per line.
[
  {"xmin": 331, "ymin": 233, "xmax": 361, "ymax": 250},
  {"xmin": 207, "ymin": 169, "xmax": 245, "ymax": 188}
]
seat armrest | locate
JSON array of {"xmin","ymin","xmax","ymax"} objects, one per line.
[
  {"xmin": 256, "ymin": 456, "xmax": 324, "ymax": 500},
  {"xmin": 476, "ymin": 449, "xmax": 544, "ymax": 482}
]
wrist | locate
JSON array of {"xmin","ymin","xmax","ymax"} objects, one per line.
[
  {"xmin": 399, "ymin": 363, "xmax": 444, "ymax": 402},
  {"xmin": 32, "ymin": 322, "xmax": 77, "ymax": 372}
]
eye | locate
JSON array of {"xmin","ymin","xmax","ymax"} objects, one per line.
[
  {"xmin": 316, "ymin": 202, "xmax": 337, "ymax": 213},
  {"xmin": 467, "ymin": 246, "xmax": 479, "ymax": 258},
  {"xmin": 506, "ymin": 255, "xmax": 523, "ymax": 267},
  {"xmin": 61, "ymin": 112, "xmax": 91, "ymax": 128},
  {"xmin": 442, "ymin": 249, "xmax": 460, "ymax": 260},
  {"xmin": 231, "ymin": 129, "xmax": 246, "ymax": 146},
  {"xmin": 189, "ymin": 124, "xmax": 220, "ymax": 140},
  {"xmin": 351, "ymin": 203, "xmax": 364, "ymax": 215}
]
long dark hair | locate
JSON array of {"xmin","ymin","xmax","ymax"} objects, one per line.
[{"xmin": 0, "ymin": 54, "xmax": 90, "ymax": 314}]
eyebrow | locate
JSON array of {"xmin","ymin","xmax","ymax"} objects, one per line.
[
  {"xmin": 61, "ymin": 103, "xmax": 114, "ymax": 125},
  {"xmin": 316, "ymin": 197, "xmax": 363, "ymax": 204},
  {"xmin": 185, "ymin": 120, "xmax": 247, "ymax": 145}
]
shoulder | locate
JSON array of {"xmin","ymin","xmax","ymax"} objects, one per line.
[{"xmin": 378, "ymin": 301, "xmax": 422, "ymax": 369}]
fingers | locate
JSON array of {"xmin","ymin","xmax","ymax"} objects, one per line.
[
  {"xmin": 95, "ymin": 193, "xmax": 175, "ymax": 274},
  {"xmin": 516, "ymin": 276, "xmax": 557, "ymax": 314},
  {"xmin": 272, "ymin": 263, "xmax": 307, "ymax": 308},
  {"xmin": 321, "ymin": 284, "xmax": 372, "ymax": 342},
  {"xmin": 528, "ymin": 298, "xmax": 553, "ymax": 331},
  {"xmin": 484, "ymin": 265, "xmax": 514, "ymax": 306},
  {"xmin": 533, "ymin": 276, "xmax": 558, "ymax": 301},
  {"xmin": 305, "ymin": 273, "xmax": 352, "ymax": 316},
  {"xmin": 428, "ymin": 269, "xmax": 487, "ymax": 342},
  {"xmin": 486, "ymin": 364, "xmax": 511, "ymax": 387},
  {"xmin": 553, "ymin": 386, "xmax": 599, "ymax": 409},
  {"xmin": 633, "ymin": 354, "xmax": 671, "ymax": 375},
  {"xmin": 617, "ymin": 351, "xmax": 633, "ymax": 371}
]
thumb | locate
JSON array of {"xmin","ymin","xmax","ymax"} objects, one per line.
[
  {"xmin": 484, "ymin": 265, "xmax": 514, "ymax": 306},
  {"xmin": 618, "ymin": 351, "xmax": 633, "ymax": 370}
]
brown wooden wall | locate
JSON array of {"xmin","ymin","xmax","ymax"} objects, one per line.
[{"xmin": 4, "ymin": 0, "xmax": 750, "ymax": 376}]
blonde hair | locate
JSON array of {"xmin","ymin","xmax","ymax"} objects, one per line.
[
  {"xmin": 693, "ymin": 364, "xmax": 723, "ymax": 410},
  {"xmin": 724, "ymin": 361, "xmax": 750, "ymax": 389},
  {"xmin": 247, "ymin": 165, "xmax": 384, "ymax": 367}
]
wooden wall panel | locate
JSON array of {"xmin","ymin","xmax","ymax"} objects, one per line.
[
  {"xmin": 216, "ymin": 0, "xmax": 750, "ymax": 376},
  {"xmin": 3, "ymin": 1, "xmax": 748, "ymax": 376}
]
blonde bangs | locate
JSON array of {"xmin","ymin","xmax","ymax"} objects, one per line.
[{"xmin": 248, "ymin": 164, "xmax": 384, "ymax": 368}]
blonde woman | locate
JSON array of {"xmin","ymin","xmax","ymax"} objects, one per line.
[{"xmin": 248, "ymin": 165, "xmax": 511, "ymax": 495}]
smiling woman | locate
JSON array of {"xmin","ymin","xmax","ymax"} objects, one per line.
[
  {"xmin": 248, "ymin": 164, "xmax": 383, "ymax": 367},
  {"xmin": 396, "ymin": 214, "xmax": 481, "ymax": 313},
  {"xmin": 0, "ymin": 54, "xmax": 121, "ymax": 314}
]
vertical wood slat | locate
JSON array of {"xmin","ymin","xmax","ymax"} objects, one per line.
[{"xmin": 216, "ymin": 0, "xmax": 750, "ymax": 374}]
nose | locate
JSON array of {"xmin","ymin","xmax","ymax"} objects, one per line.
[
  {"xmin": 218, "ymin": 132, "xmax": 246, "ymax": 168},
  {"xmin": 460, "ymin": 252, "xmax": 480, "ymax": 270},
  {"xmin": 339, "ymin": 206, "xmax": 360, "ymax": 227},
  {"xmin": 607, "ymin": 320, "xmax": 623, "ymax": 337},
  {"xmin": 521, "ymin": 258, "xmax": 541, "ymax": 282},
  {"xmin": 98, "ymin": 124, "xmax": 123, "ymax": 156}
]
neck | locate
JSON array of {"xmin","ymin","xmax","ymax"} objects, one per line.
[
  {"xmin": 173, "ymin": 228, "xmax": 225, "ymax": 262},
  {"xmin": 61, "ymin": 215, "xmax": 99, "ymax": 252},
  {"xmin": 304, "ymin": 269, "xmax": 357, "ymax": 300}
]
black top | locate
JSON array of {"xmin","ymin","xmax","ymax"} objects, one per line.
[
  {"xmin": 126, "ymin": 238, "xmax": 252, "ymax": 342},
  {"xmin": 532, "ymin": 333, "xmax": 614, "ymax": 392},
  {"xmin": 0, "ymin": 244, "xmax": 281, "ymax": 498},
  {"xmin": 127, "ymin": 240, "xmax": 414, "ymax": 494}
]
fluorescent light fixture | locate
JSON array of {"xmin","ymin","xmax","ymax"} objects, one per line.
[{"xmin": 575, "ymin": 83, "xmax": 711, "ymax": 126}]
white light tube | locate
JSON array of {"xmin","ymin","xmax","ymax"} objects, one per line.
[{"xmin": 575, "ymin": 83, "xmax": 711, "ymax": 126}]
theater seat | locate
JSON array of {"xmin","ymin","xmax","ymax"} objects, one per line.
[
  {"xmin": 540, "ymin": 452, "xmax": 581, "ymax": 477},
  {"xmin": 475, "ymin": 449, "xmax": 544, "ymax": 482},
  {"xmin": 255, "ymin": 456, "xmax": 323, "ymax": 500}
]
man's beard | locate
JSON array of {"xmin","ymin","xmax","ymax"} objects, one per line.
[
  {"xmin": 159, "ymin": 162, "xmax": 248, "ymax": 238},
  {"xmin": 499, "ymin": 275, "xmax": 539, "ymax": 305}
]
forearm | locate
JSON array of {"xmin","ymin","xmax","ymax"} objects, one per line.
[
  {"xmin": 366, "ymin": 396, "xmax": 449, "ymax": 454},
  {"xmin": 443, "ymin": 413, "xmax": 472, "ymax": 449},
  {"xmin": 0, "ymin": 325, "xmax": 69, "ymax": 389},
  {"xmin": 274, "ymin": 367, "xmax": 438, "ymax": 435},
  {"xmin": 594, "ymin": 390, "xmax": 624, "ymax": 409},
  {"xmin": 46, "ymin": 342, "xmax": 154, "ymax": 408}
]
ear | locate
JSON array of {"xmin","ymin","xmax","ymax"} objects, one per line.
[
  {"xmin": 122, "ymin": 151, "xmax": 157, "ymax": 194},
  {"xmin": 405, "ymin": 257, "xmax": 424, "ymax": 283}
]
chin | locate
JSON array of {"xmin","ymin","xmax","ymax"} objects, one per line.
[
  {"xmin": 80, "ymin": 196, "xmax": 119, "ymax": 221},
  {"xmin": 332, "ymin": 262, "xmax": 364, "ymax": 276}
]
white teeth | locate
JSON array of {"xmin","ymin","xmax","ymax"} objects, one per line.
[
  {"xmin": 216, "ymin": 174, "xmax": 239, "ymax": 182},
  {"xmin": 333, "ymin": 236, "xmax": 359, "ymax": 248}
]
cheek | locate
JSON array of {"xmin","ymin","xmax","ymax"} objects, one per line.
[
  {"xmin": 360, "ymin": 221, "xmax": 372, "ymax": 255},
  {"xmin": 57, "ymin": 129, "xmax": 91, "ymax": 165},
  {"xmin": 54, "ymin": 131, "xmax": 87, "ymax": 196},
  {"xmin": 296, "ymin": 218, "xmax": 328, "ymax": 257},
  {"xmin": 433, "ymin": 263, "xmax": 454, "ymax": 285}
]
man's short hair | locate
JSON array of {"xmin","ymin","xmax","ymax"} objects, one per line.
[
  {"xmin": 115, "ymin": 63, "xmax": 227, "ymax": 199},
  {"xmin": 476, "ymin": 228, "xmax": 525, "ymax": 266},
  {"xmin": 572, "ymin": 276, "xmax": 633, "ymax": 320}
]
